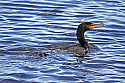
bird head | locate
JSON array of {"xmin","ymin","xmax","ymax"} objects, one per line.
[{"xmin": 80, "ymin": 19, "xmax": 104, "ymax": 30}]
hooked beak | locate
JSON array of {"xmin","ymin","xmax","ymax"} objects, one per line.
[
  {"xmin": 88, "ymin": 23, "xmax": 97, "ymax": 29},
  {"xmin": 88, "ymin": 22, "xmax": 104, "ymax": 30}
]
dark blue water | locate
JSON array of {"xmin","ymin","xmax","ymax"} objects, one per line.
[{"xmin": 0, "ymin": 0, "xmax": 125, "ymax": 83}]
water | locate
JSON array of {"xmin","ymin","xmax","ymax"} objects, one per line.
[{"xmin": 0, "ymin": 0, "xmax": 125, "ymax": 83}]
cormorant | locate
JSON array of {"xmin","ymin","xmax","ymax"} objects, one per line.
[{"xmin": 36, "ymin": 21, "xmax": 102, "ymax": 56}]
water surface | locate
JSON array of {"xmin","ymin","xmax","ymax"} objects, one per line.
[{"xmin": 0, "ymin": 0, "xmax": 125, "ymax": 83}]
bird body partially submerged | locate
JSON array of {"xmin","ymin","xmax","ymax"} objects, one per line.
[
  {"xmin": 31, "ymin": 21, "xmax": 102, "ymax": 56},
  {"xmin": 4, "ymin": 21, "xmax": 103, "ymax": 57}
]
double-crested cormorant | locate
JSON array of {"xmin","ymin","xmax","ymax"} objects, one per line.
[
  {"xmin": 33, "ymin": 21, "xmax": 102, "ymax": 56},
  {"xmin": 5, "ymin": 21, "xmax": 102, "ymax": 57}
]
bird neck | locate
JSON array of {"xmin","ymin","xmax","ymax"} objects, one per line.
[{"xmin": 76, "ymin": 23, "xmax": 89, "ymax": 49}]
